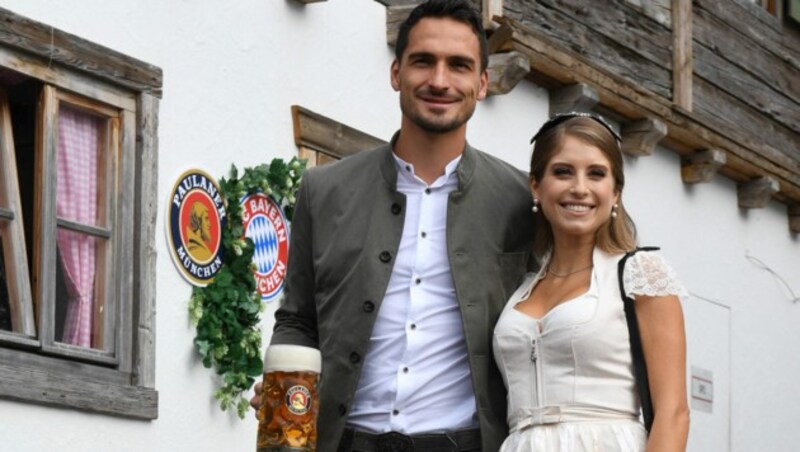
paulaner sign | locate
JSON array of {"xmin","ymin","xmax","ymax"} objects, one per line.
[{"xmin": 166, "ymin": 169, "xmax": 227, "ymax": 286}]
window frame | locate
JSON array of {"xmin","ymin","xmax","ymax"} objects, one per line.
[{"xmin": 0, "ymin": 6, "xmax": 160, "ymax": 419}]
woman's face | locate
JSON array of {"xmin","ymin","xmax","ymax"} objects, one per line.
[{"xmin": 532, "ymin": 135, "xmax": 619, "ymax": 243}]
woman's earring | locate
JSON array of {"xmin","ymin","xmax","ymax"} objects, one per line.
[
  {"xmin": 611, "ymin": 203, "xmax": 618, "ymax": 219},
  {"xmin": 532, "ymin": 199, "xmax": 539, "ymax": 213}
]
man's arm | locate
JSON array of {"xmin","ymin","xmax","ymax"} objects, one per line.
[{"xmin": 272, "ymin": 174, "xmax": 319, "ymax": 347}]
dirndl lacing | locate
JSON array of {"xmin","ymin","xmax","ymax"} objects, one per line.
[{"xmin": 509, "ymin": 405, "xmax": 640, "ymax": 433}]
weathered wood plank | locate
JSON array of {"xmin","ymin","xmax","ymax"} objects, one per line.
[
  {"xmin": 487, "ymin": 51, "xmax": 529, "ymax": 96},
  {"xmin": 0, "ymin": 6, "xmax": 162, "ymax": 96},
  {"xmin": 623, "ymin": 0, "xmax": 672, "ymax": 26},
  {"xmin": 0, "ymin": 89, "xmax": 35, "ymax": 336},
  {"xmin": 116, "ymin": 109, "xmax": 136, "ymax": 373},
  {"xmin": 0, "ymin": 46, "xmax": 136, "ymax": 112},
  {"xmin": 693, "ymin": 40, "xmax": 800, "ymax": 135},
  {"xmin": 0, "ymin": 350, "xmax": 156, "ymax": 419},
  {"xmin": 291, "ymin": 105, "xmax": 386, "ymax": 159},
  {"xmin": 487, "ymin": 22, "xmax": 515, "ymax": 53},
  {"xmin": 133, "ymin": 93, "xmax": 159, "ymax": 388},
  {"xmin": 681, "ymin": 149, "xmax": 727, "ymax": 184},
  {"xmin": 738, "ymin": 176, "xmax": 780, "ymax": 209},
  {"xmin": 621, "ymin": 117, "xmax": 667, "ymax": 157},
  {"xmin": 483, "ymin": 0, "xmax": 504, "ymax": 29},
  {"xmin": 693, "ymin": 0, "xmax": 800, "ymax": 106},
  {"xmin": 693, "ymin": 76, "xmax": 800, "ymax": 175},
  {"xmin": 34, "ymin": 85, "xmax": 58, "ymax": 346},
  {"xmin": 503, "ymin": 0, "xmax": 672, "ymax": 98},
  {"xmin": 789, "ymin": 204, "xmax": 800, "ymax": 233},
  {"xmin": 386, "ymin": 5, "xmax": 416, "ymax": 47},
  {"xmin": 55, "ymin": 218, "xmax": 111, "ymax": 238},
  {"xmin": 549, "ymin": 83, "xmax": 598, "ymax": 115},
  {"xmin": 672, "ymin": 0, "xmax": 692, "ymax": 110},
  {"xmin": 498, "ymin": 16, "xmax": 800, "ymax": 204}
]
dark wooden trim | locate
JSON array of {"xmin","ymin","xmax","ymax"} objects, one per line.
[
  {"xmin": 291, "ymin": 105, "xmax": 386, "ymax": 159},
  {"xmin": 738, "ymin": 176, "xmax": 780, "ymax": 209},
  {"xmin": 681, "ymin": 149, "xmax": 727, "ymax": 184},
  {"xmin": 0, "ymin": 6, "xmax": 162, "ymax": 97}
]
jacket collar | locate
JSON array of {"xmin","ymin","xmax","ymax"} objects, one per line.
[{"xmin": 379, "ymin": 131, "xmax": 477, "ymax": 191}]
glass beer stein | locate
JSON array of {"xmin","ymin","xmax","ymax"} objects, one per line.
[{"xmin": 257, "ymin": 345, "xmax": 321, "ymax": 452}]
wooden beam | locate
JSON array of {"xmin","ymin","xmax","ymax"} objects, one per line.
[
  {"xmin": 789, "ymin": 204, "xmax": 800, "ymax": 234},
  {"xmin": 386, "ymin": 5, "xmax": 415, "ymax": 47},
  {"xmin": 738, "ymin": 176, "xmax": 780, "ymax": 209},
  {"xmin": 487, "ymin": 51, "xmax": 529, "ymax": 96},
  {"xmin": 291, "ymin": 105, "xmax": 386, "ymax": 159},
  {"xmin": 483, "ymin": 0, "xmax": 504, "ymax": 30},
  {"xmin": 681, "ymin": 149, "xmax": 727, "ymax": 184},
  {"xmin": 549, "ymin": 84, "xmax": 599, "ymax": 116},
  {"xmin": 487, "ymin": 22, "xmax": 515, "ymax": 54},
  {"xmin": 0, "ymin": 7, "xmax": 162, "ymax": 96},
  {"xmin": 672, "ymin": 0, "xmax": 693, "ymax": 110},
  {"xmin": 621, "ymin": 118, "xmax": 668, "ymax": 156}
]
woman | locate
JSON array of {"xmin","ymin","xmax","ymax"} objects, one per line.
[{"xmin": 493, "ymin": 113, "xmax": 690, "ymax": 451}]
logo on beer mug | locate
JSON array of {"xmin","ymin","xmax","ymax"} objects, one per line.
[{"xmin": 285, "ymin": 385, "xmax": 312, "ymax": 415}]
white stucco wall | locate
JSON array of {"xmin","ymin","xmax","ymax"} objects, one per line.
[{"xmin": 0, "ymin": 1, "xmax": 797, "ymax": 451}]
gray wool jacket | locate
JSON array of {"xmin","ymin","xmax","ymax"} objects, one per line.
[{"xmin": 271, "ymin": 136, "xmax": 536, "ymax": 451}]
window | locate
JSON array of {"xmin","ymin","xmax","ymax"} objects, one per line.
[
  {"xmin": 290, "ymin": 105, "xmax": 385, "ymax": 167},
  {"xmin": 0, "ymin": 8, "xmax": 160, "ymax": 419}
]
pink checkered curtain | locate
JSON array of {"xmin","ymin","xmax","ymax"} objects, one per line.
[{"xmin": 56, "ymin": 105, "xmax": 100, "ymax": 348}]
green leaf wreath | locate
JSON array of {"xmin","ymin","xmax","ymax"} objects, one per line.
[{"xmin": 188, "ymin": 157, "xmax": 305, "ymax": 418}]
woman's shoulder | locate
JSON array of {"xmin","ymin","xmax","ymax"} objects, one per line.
[{"xmin": 622, "ymin": 249, "xmax": 687, "ymax": 299}]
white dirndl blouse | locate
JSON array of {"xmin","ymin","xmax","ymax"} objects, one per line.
[{"xmin": 492, "ymin": 248, "xmax": 686, "ymax": 452}]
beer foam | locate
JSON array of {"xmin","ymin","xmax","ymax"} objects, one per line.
[{"xmin": 263, "ymin": 345, "xmax": 322, "ymax": 373}]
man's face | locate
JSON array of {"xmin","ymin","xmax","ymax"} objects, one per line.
[{"xmin": 391, "ymin": 17, "xmax": 488, "ymax": 134}]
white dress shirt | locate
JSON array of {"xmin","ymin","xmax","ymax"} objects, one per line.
[{"xmin": 346, "ymin": 153, "xmax": 479, "ymax": 434}]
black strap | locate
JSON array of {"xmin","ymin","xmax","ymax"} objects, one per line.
[{"xmin": 618, "ymin": 246, "xmax": 659, "ymax": 435}]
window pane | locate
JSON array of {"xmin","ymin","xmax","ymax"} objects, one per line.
[
  {"xmin": 55, "ymin": 227, "xmax": 108, "ymax": 349},
  {"xmin": 56, "ymin": 104, "xmax": 105, "ymax": 228},
  {"xmin": 0, "ymin": 239, "xmax": 11, "ymax": 331}
]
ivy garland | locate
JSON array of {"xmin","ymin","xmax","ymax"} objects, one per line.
[{"xmin": 188, "ymin": 157, "xmax": 305, "ymax": 418}]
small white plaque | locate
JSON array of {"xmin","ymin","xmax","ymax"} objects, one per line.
[{"xmin": 691, "ymin": 366, "xmax": 713, "ymax": 413}]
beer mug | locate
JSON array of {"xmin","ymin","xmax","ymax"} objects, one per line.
[{"xmin": 257, "ymin": 345, "xmax": 321, "ymax": 452}]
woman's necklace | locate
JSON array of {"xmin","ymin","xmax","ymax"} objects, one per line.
[{"xmin": 547, "ymin": 264, "xmax": 593, "ymax": 278}]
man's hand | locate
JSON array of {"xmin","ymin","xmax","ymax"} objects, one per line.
[{"xmin": 250, "ymin": 380, "xmax": 263, "ymax": 414}]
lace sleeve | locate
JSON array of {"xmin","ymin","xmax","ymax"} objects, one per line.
[{"xmin": 622, "ymin": 251, "xmax": 687, "ymax": 299}]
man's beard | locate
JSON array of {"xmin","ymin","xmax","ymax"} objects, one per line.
[{"xmin": 400, "ymin": 96, "xmax": 475, "ymax": 134}]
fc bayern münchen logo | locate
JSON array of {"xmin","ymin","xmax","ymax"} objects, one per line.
[
  {"xmin": 166, "ymin": 169, "xmax": 226, "ymax": 287},
  {"xmin": 241, "ymin": 192, "xmax": 289, "ymax": 302}
]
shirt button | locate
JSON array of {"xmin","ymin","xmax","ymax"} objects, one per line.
[
  {"xmin": 403, "ymin": 367, "xmax": 409, "ymax": 373},
  {"xmin": 338, "ymin": 404, "xmax": 347, "ymax": 416},
  {"xmin": 415, "ymin": 278, "xmax": 421, "ymax": 285},
  {"xmin": 392, "ymin": 409, "xmax": 400, "ymax": 415},
  {"xmin": 421, "ymin": 231, "xmax": 427, "ymax": 238},
  {"xmin": 362, "ymin": 300, "xmax": 375, "ymax": 313},
  {"xmin": 410, "ymin": 323, "xmax": 416, "ymax": 330},
  {"xmin": 405, "ymin": 165, "xmax": 411, "ymax": 172},
  {"xmin": 379, "ymin": 251, "xmax": 392, "ymax": 263},
  {"xmin": 391, "ymin": 203, "xmax": 402, "ymax": 215},
  {"xmin": 425, "ymin": 188, "xmax": 431, "ymax": 194},
  {"xmin": 350, "ymin": 352, "xmax": 361, "ymax": 364}
]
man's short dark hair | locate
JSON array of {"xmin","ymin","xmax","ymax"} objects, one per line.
[{"xmin": 395, "ymin": 0, "xmax": 489, "ymax": 72}]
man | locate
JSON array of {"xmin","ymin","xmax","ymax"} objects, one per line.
[{"xmin": 262, "ymin": 1, "xmax": 535, "ymax": 450}]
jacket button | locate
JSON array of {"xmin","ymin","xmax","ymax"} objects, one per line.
[
  {"xmin": 350, "ymin": 352, "xmax": 361, "ymax": 364},
  {"xmin": 338, "ymin": 404, "xmax": 347, "ymax": 416},
  {"xmin": 362, "ymin": 301, "xmax": 375, "ymax": 313},
  {"xmin": 379, "ymin": 251, "xmax": 392, "ymax": 263},
  {"xmin": 391, "ymin": 203, "xmax": 402, "ymax": 215}
]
